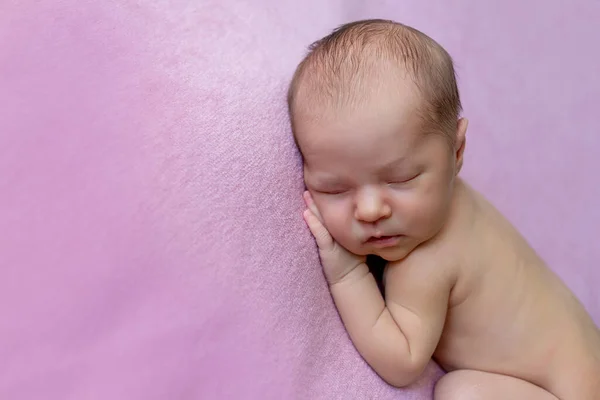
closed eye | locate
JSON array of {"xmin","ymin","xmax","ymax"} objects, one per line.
[
  {"xmin": 315, "ymin": 189, "xmax": 348, "ymax": 195},
  {"xmin": 387, "ymin": 174, "xmax": 419, "ymax": 186}
]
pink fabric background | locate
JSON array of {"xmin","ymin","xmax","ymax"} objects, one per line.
[{"xmin": 1, "ymin": 1, "xmax": 598, "ymax": 399}]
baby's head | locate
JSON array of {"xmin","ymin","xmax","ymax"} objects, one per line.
[{"xmin": 288, "ymin": 19, "xmax": 468, "ymax": 261}]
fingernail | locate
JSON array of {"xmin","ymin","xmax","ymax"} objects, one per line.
[{"xmin": 302, "ymin": 209, "xmax": 311, "ymax": 221}]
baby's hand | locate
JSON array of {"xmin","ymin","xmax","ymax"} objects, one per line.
[{"xmin": 303, "ymin": 191, "xmax": 366, "ymax": 284}]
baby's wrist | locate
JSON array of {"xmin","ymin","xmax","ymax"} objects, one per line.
[{"xmin": 328, "ymin": 262, "xmax": 369, "ymax": 286}]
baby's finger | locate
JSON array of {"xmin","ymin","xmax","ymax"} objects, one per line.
[
  {"xmin": 303, "ymin": 209, "xmax": 334, "ymax": 251},
  {"xmin": 303, "ymin": 191, "xmax": 324, "ymax": 223}
]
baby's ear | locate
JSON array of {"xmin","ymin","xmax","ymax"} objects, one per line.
[{"xmin": 454, "ymin": 118, "xmax": 468, "ymax": 174}]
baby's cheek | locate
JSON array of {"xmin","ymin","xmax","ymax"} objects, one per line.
[
  {"xmin": 398, "ymin": 195, "xmax": 425, "ymax": 217},
  {"xmin": 402, "ymin": 196, "xmax": 438, "ymax": 226},
  {"xmin": 319, "ymin": 204, "xmax": 344, "ymax": 229},
  {"xmin": 323, "ymin": 206, "xmax": 356, "ymax": 241},
  {"xmin": 417, "ymin": 195, "xmax": 449, "ymax": 230}
]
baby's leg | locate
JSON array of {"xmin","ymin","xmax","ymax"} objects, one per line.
[{"xmin": 434, "ymin": 370, "xmax": 558, "ymax": 400}]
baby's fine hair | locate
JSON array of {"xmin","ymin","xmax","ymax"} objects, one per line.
[{"xmin": 288, "ymin": 19, "xmax": 462, "ymax": 142}]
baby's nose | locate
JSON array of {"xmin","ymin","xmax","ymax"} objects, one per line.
[{"xmin": 354, "ymin": 186, "xmax": 391, "ymax": 223}]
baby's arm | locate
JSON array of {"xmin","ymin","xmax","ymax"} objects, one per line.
[
  {"xmin": 331, "ymin": 255, "xmax": 452, "ymax": 387},
  {"xmin": 382, "ymin": 254, "xmax": 454, "ymax": 383},
  {"xmin": 303, "ymin": 192, "xmax": 452, "ymax": 387}
]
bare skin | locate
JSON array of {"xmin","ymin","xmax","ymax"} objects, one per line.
[
  {"xmin": 431, "ymin": 180, "xmax": 600, "ymax": 399},
  {"xmin": 297, "ymin": 77, "xmax": 600, "ymax": 399}
]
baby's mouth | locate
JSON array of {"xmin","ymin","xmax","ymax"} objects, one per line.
[{"xmin": 366, "ymin": 235, "xmax": 403, "ymax": 247}]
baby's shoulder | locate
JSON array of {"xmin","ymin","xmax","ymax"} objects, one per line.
[{"xmin": 386, "ymin": 240, "xmax": 459, "ymax": 286}]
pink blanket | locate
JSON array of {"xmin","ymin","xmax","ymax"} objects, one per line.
[{"xmin": 1, "ymin": 1, "xmax": 598, "ymax": 398}]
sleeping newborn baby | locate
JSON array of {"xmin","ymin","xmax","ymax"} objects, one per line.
[{"xmin": 288, "ymin": 19, "xmax": 600, "ymax": 399}]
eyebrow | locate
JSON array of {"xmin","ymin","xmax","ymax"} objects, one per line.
[
  {"xmin": 379, "ymin": 157, "xmax": 409, "ymax": 173},
  {"xmin": 304, "ymin": 157, "xmax": 411, "ymax": 188},
  {"xmin": 309, "ymin": 176, "xmax": 345, "ymax": 187}
]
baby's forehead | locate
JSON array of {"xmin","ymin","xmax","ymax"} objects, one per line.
[
  {"xmin": 295, "ymin": 91, "xmax": 424, "ymax": 150},
  {"xmin": 299, "ymin": 119, "xmax": 425, "ymax": 170}
]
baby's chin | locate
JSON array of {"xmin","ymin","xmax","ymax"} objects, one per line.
[
  {"xmin": 366, "ymin": 244, "xmax": 418, "ymax": 262},
  {"xmin": 340, "ymin": 246, "xmax": 410, "ymax": 262},
  {"xmin": 339, "ymin": 237, "xmax": 421, "ymax": 262},
  {"xmin": 372, "ymin": 250, "xmax": 410, "ymax": 262}
]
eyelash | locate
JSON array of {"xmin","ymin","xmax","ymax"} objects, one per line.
[
  {"xmin": 313, "ymin": 174, "xmax": 419, "ymax": 194},
  {"xmin": 387, "ymin": 174, "xmax": 419, "ymax": 186},
  {"xmin": 317, "ymin": 189, "xmax": 348, "ymax": 195}
]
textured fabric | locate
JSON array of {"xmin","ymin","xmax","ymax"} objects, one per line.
[{"xmin": 0, "ymin": 1, "xmax": 598, "ymax": 399}]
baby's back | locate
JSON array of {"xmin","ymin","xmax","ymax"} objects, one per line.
[{"xmin": 434, "ymin": 180, "xmax": 600, "ymax": 398}]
